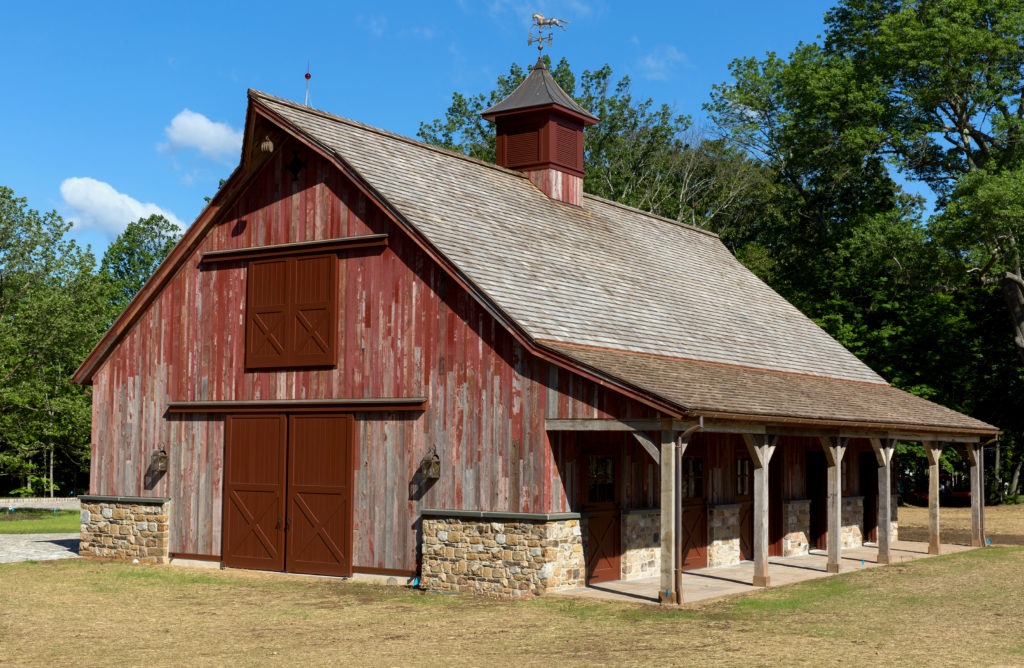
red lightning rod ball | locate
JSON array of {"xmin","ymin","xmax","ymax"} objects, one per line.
[{"xmin": 305, "ymin": 72, "xmax": 311, "ymax": 80}]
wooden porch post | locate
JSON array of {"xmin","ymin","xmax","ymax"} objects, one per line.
[
  {"xmin": 924, "ymin": 442, "xmax": 943, "ymax": 555},
  {"xmin": 820, "ymin": 437, "xmax": 847, "ymax": 574},
  {"xmin": 965, "ymin": 442, "xmax": 985, "ymax": 547},
  {"xmin": 870, "ymin": 438, "xmax": 895, "ymax": 565},
  {"xmin": 659, "ymin": 429, "xmax": 677, "ymax": 603},
  {"xmin": 743, "ymin": 434, "xmax": 776, "ymax": 588}
]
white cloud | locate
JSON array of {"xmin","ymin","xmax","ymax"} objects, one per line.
[
  {"xmin": 357, "ymin": 13, "xmax": 388, "ymax": 37},
  {"xmin": 161, "ymin": 109, "xmax": 242, "ymax": 162},
  {"xmin": 639, "ymin": 45, "xmax": 692, "ymax": 81},
  {"xmin": 60, "ymin": 177, "xmax": 184, "ymax": 236}
]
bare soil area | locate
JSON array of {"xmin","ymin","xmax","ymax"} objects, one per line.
[{"xmin": 898, "ymin": 503, "xmax": 1024, "ymax": 546}]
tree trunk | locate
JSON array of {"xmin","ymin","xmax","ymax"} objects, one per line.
[
  {"xmin": 1009, "ymin": 459, "xmax": 1022, "ymax": 499},
  {"xmin": 1003, "ymin": 273, "xmax": 1024, "ymax": 364}
]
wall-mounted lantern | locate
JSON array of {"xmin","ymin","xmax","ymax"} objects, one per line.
[
  {"xmin": 151, "ymin": 448, "xmax": 168, "ymax": 473},
  {"xmin": 260, "ymin": 135, "xmax": 275, "ymax": 154},
  {"xmin": 421, "ymin": 447, "xmax": 440, "ymax": 480}
]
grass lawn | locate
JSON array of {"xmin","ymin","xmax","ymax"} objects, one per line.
[
  {"xmin": 1, "ymin": 547, "xmax": 1023, "ymax": 667},
  {"xmin": 0, "ymin": 509, "xmax": 79, "ymax": 534}
]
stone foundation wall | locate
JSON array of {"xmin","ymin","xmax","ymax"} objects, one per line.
[
  {"xmin": 841, "ymin": 496, "xmax": 864, "ymax": 548},
  {"xmin": 420, "ymin": 511, "xmax": 584, "ymax": 598},
  {"xmin": 783, "ymin": 500, "xmax": 811, "ymax": 556},
  {"xmin": 621, "ymin": 509, "xmax": 659, "ymax": 580},
  {"xmin": 79, "ymin": 495, "xmax": 170, "ymax": 563},
  {"xmin": 708, "ymin": 505, "xmax": 740, "ymax": 567}
]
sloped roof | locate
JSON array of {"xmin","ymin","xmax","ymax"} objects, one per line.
[
  {"xmin": 73, "ymin": 87, "xmax": 995, "ymax": 438},
  {"xmin": 481, "ymin": 58, "xmax": 598, "ymax": 123},
  {"xmin": 251, "ymin": 91, "xmax": 995, "ymax": 436}
]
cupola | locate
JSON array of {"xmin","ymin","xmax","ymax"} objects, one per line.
[{"xmin": 482, "ymin": 58, "xmax": 598, "ymax": 205}]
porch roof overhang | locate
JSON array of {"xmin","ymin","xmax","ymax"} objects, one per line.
[{"xmin": 541, "ymin": 342, "xmax": 997, "ymax": 444}]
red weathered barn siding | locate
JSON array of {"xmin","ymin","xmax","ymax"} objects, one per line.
[{"xmin": 89, "ymin": 140, "xmax": 658, "ymax": 570}]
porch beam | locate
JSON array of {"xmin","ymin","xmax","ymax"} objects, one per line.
[
  {"xmin": 631, "ymin": 431, "xmax": 660, "ymax": 465},
  {"xmin": 659, "ymin": 429, "xmax": 678, "ymax": 604},
  {"xmin": 743, "ymin": 434, "xmax": 777, "ymax": 587},
  {"xmin": 924, "ymin": 442, "xmax": 944, "ymax": 555},
  {"xmin": 870, "ymin": 438, "xmax": 895, "ymax": 565},
  {"xmin": 820, "ymin": 436, "xmax": 848, "ymax": 574}
]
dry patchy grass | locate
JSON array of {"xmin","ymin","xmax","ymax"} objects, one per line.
[
  {"xmin": 898, "ymin": 503, "xmax": 1024, "ymax": 546},
  {"xmin": 2, "ymin": 548, "xmax": 1023, "ymax": 667}
]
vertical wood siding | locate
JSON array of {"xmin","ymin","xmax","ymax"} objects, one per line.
[{"xmin": 89, "ymin": 140, "xmax": 657, "ymax": 571}]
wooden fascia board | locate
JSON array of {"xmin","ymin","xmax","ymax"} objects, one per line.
[
  {"xmin": 199, "ymin": 234, "xmax": 388, "ymax": 265},
  {"xmin": 252, "ymin": 99, "xmax": 687, "ymax": 420},
  {"xmin": 166, "ymin": 398, "xmax": 427, "ymax": 414},
  {"xmin": 545, "ymin": 415, "xmax": 992, "ymax": 443},
  {"xmin": 691, "ymin": 410, "xmax": 996, "ymax": 443}
]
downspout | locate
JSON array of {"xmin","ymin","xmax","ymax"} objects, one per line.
[{"xmin": 675, "ymin": 416, "xmax": 704, "ymax": 605}]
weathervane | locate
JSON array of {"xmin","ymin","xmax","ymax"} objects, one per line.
[{"xmin": 528, "ymin": 13, "xmax": 568, "ymax": 53}]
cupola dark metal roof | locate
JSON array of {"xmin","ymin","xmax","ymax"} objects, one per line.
[{"xmin": 481, "ymin": 58, "xmax": 598, "ymax": 124}]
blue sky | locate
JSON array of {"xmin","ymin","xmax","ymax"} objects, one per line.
[{"xmin": 2, "ymin": 1, "xmax": 830, "ymax": 255}]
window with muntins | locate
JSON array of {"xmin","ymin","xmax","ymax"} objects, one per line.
[{"xmin": 245, "ymin": 254, "xmax": 337, "ymax": 369}]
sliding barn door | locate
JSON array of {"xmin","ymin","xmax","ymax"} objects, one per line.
[
  {"xmin": 222, "ymin": 413, "xmax": 354, "ymax": 577},
  {"xmin": 223, "ymin": 415, "xmax": 287, "ymax": 571},
  {"xmin": 286, "ymin": 414, "xmax": 354, "ymax": 577}
]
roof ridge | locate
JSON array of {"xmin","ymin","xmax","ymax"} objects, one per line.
[
  {"xmin": 249, "ymin": 88, "xmax": 534, "ymax": 181},
  {"xmin": 250, "ymin": 89, "xmax": 722, "ymax": 241}
]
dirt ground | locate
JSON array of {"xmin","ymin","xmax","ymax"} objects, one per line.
[{"xmin": 897, "ymin": 503, "xmax": 1024, "ymax": 546}]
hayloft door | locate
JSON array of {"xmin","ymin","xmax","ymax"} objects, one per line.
[
  {"xmin": 582, "ymin": 449, "xmax": 621, "ymax": 583},
  {"xmin": 223, "ymin": 413, "xmax": 354, "ymax": 577}
]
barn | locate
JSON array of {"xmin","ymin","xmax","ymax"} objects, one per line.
[{"xmin": 74, "ymin": 60, "xmax": 998, "ymax": 601}]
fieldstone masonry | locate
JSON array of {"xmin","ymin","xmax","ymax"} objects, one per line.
[
  {"xmin": 708, "ymin": 505, "xmax": 740, "ymax": 567},
  {"xmin": 784, "ymin": 500, "xmax": 811, "ymax": 556},
  {"xmin": 621, "ymin": 509, "xmax": 659, "ymax": 579},
  {"xmin": 420, "ymin": 510, "xmax": 584, "ymax": 598},
  {"xmin": 841, "ymin": 496, "xmax": 864, "ymax": 548},
  {"xmin": 79, "ymin": 495, "xmax": 170, "ymax": 564}
]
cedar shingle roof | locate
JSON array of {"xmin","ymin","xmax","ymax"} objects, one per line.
[
  {"xmin": 481, "ymin": 58, "xmax": 598, "ymax": 123},
  {"xmin": 252, "ymin": 91, "xmax": 997, "ymax": 435}
]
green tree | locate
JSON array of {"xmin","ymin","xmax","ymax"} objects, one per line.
[
  {"xmin": 0, "ymin": 186, "xmax": 107, "ymax": 495},
  {"xmin": 709, "ymin": 0, "xmax": 1024, "ymax": 500},
  {"xmin": 99, "ymin": 214, "xmax": 180, "ymax": 322},
  {"xmin": 419, "ymin": 58, "xmax": 766, "ymax": 232}
]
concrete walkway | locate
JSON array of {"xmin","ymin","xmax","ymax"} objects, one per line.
[
  {"xmin": 0, "ymin": 533, "xmax": 80, "ymax": 564},
  {"xmin": 551, "ymin": 540, "xmax": 976, "ymax": 606}
]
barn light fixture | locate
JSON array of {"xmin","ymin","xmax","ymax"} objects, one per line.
[
  {"xmin": 421, "ymin": 447, "xmax": 441, "ymax": 480},
  {"xmin": 151, "ymin": 448, "xmax": 168, "ymax": 473},
  {"xmin": 260, "ymin": 135, "xmax": 275, "ymax": 153}
]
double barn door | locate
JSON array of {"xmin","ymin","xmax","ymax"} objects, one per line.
[{"xmin": 222, "ymin": 414, "xmax": 354, "ymax": 577}]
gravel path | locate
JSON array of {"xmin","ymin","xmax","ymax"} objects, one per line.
[{"xmin": 0, "ymin": 533, "xmax": 80, "ymax": 563}]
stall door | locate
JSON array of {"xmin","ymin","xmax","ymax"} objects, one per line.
[
  {"xmin": 583, "ymin": 451, "xmax": 621, "ymax": 584},
  {"xmin": 680, "ymin": 453, "xmax": 708, "ymax": 570},
  {"xmin": 223, "ymin": 414, "xmax": 353, "ymax": 576}
]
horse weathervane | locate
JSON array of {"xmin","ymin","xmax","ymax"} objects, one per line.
[{"xmin": 528, "ymin": 13, "xmax": 568, "ymax": 53}]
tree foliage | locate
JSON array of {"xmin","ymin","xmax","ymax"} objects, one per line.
[
  {"xmin": 99, "ymin": 214, "xmax": 180, "ymax": 322},
  {"xmin": 708, "ymin": 0, "xmax": 1024, "ymax": 499},
  {"xmin": 0, "ymin": 186, "xmax": 107, "ymax": 495},
  {"xmin": 419, "ymin": 57, "xmax": 767, "ymax": 233},
  {"xmin": 0, "ymin": 190, "xmax": 181, "ymax": 496}
]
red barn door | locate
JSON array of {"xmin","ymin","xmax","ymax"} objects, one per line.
[
  {"xmin": 223, "ymin": 415, "xmax": 287, "ymax": 571},
  {"xmin": 286, "ymin": 415, "xmax": 354, "ymax": 577},
  {"xmin": 223, "ymin": 413, "xmax": 353, "ymax": 577}
]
